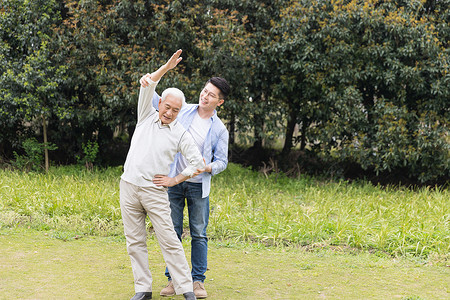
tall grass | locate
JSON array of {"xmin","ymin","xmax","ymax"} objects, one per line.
[
  {"xmin": 1, "ymin": 164, "xmax": 448, "ymax": 258},
  {"xmin": 0, "ymin": 166, "xmax": 123, "ymax": 236},
  {"xmin": 210, "ymin": 164, "xmax": 449, "ymax": 258}
]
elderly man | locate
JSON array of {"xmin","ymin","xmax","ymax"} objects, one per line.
[{"xmin": 120, "ymin": 50, "xmax": 203, "ymax": 300}]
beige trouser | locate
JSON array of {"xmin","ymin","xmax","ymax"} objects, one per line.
[{"xmin": 120, "ymin": 179, "xmax": 193, "ymax": 294}]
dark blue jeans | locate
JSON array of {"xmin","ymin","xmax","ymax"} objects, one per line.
[{"xmin": 165, "ymin": 182, "xmax": 209, "ymax": 283}]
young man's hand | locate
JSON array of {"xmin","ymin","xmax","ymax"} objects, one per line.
[{"xmin": 140, "ymin": 73, "xmax": 152, "ymax": 88}]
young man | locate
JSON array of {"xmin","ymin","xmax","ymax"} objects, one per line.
[
  {"xmin": 120, "ymin": 50, "xmax": 205, "ymax": 300},
  {"xmin": 141, "ymin": 69, "xmax": 230, "ymax": 299}
]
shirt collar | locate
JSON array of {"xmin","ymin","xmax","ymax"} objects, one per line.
[
  {"xmin": 194, "ymin": 105, "xmax": 216, "ymax": 121},
  {"xmin": 154, "ymin": 115, "xmax": 178, "ymax": 130}
]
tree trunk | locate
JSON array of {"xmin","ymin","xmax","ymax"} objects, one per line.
[
  {"xmin": 252, "ymin": 94, "xmax": 264, "ymax": 151},
  {"xmin": 282, "ymin": 108, "xmax": 298, "ymax": 156},
  {"xmin": 300, "ymin": 118, "xmax": 308, "ymax": 151},
  {"xmin": 42, "ymin": 115, "xmax": 49, "ymax": 172},
  {"xmin": 229, "ymin": 113, "xmax": 235, "ymax": 146},
  {"xmin": 253, "ymin": 115, "xmax": 264, "ymax": 150}
]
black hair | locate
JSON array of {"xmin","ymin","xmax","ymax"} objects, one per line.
[{"xmin": 206, "ymin": 77, "xmax": 230, "ymax": 99}]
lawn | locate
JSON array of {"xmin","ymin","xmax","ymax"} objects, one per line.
[{"xmin": 1, "ymin": 229, "xmax": 449, "ymax": 299}]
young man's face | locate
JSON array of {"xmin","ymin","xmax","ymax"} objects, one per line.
[
  {"xmin": 158, "ymin": 95, "xmax": 182, "ymax": 124},
  {"xmin": 198, "ymin": 83, "xmax": 224, "ymax": 111}
]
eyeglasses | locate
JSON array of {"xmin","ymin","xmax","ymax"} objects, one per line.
[{"xmin": 201, "ymin": 88, "xmax": 221, "ymax": 100}]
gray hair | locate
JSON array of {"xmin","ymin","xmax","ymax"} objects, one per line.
[{"xmin": 161, "ymin": 88, "xmax": 186, "ymax": 108}]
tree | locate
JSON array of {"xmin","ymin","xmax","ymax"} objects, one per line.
[
  {"xmin": 271, "ymin": 0, "xmax": 331, "ymax": 157},
  {"xmin": 0, "ymin": 0, "xmax": 67, "ymax": 171},
  {"xmin": 272, "ymin": 0, "xmax": 449, "ymax": 182}
]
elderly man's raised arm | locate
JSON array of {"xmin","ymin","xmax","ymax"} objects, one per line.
[
  {"xmin": 139, "ymin": 49, "xmax": 182, "ymax": 87},
  {"xmin": 137, "ymin": 50, "xmax": 183, "ymax": 123}
]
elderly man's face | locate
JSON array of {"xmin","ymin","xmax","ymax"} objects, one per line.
[{"xmin": 158, "ymin": 95, "xmax": 182, "ymax": 124}]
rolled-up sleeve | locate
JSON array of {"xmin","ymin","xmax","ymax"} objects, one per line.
[{"xmin": 210, "ymin": 128, "xmax": 229, "ymax": 176}]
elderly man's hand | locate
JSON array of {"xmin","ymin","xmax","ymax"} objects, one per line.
[
  {"xmin": 139, "ymin": 49, "xmax": 183, "ymax": 88},
  {"xmin": 164, "ymin": 49, "xmax": 183, "ymax": 71},
  {"xmin": 153, "ymin": 174, "xmax": 176, "ymax": 187}
]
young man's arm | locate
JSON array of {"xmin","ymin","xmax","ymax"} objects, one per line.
[{"xmin": 208, "ymin": 128, "xmax": 229, "ymax": 175}]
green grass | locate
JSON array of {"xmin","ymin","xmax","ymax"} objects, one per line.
[
  {"xmin": 0, "ymin": 166, "xmax": 123, "ymax": 236},
  {"xmin": 0, "ymin": 163, "xmax": 449, "ymax": 260},
  {"xmin": 210, "ymin": 165, "xmax": 450, "ymax": 259}
]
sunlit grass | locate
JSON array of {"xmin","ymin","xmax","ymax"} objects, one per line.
[
  {"xmin": 1, "ymin": 163, "xmax": 448, "ymax": 259},
  {"xmin": 209, "ymin": 164, "xmax": 449, "ymax": 258},
  {"xmin": 0, "ymin": 166, "xmax": 123, "ymax": 236}
]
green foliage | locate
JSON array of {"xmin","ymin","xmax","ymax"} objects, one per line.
[
  {"xmin": 271, "ymin": 0, "xmax": 449, "ymax": 183},
  {"xmin": 76, "ymin": 141, "xmax": 99, "ymax": 171},
  {"xmin": 0, "ymin": 0, "xmax": 68, "ymax": 169},
  {"xmin": 12, "ymin": 138, "xmax": 57, "ymax": 172},
  {"xmin": 12, "ymin": 138, "xmax": 44, "ymax": 172},
  {"xmin": 346, "ymin": 101, "xmax": 450, "ymax": 182}
]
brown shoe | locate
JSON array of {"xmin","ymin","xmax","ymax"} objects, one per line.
[
  {"xmin": 160, "ymin": 281, "xmax": 175, "ymax": 297},
  {"xmin": 193, "ymin": 281, "xmax": 207, "ymax": 299}
]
